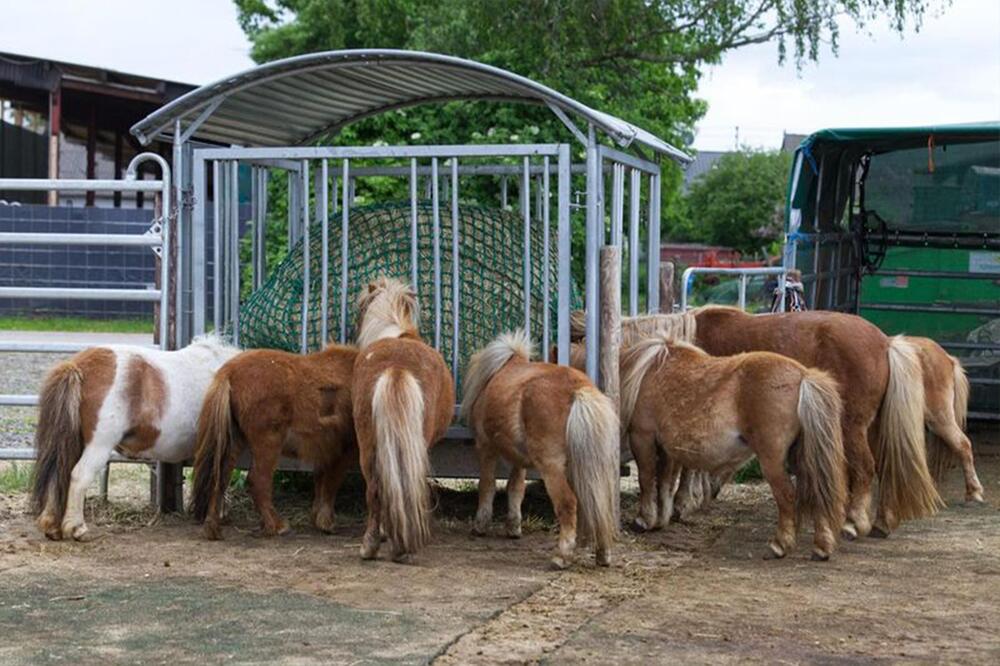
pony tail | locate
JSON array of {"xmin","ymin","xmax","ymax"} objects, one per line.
[
  {"xmin": 565, "ymin": 387, "xmax": 620, "ymax": 564},
  {"xmin": 30, "ymin": 361, "xmax": 84, "ymax": 532},
  {"xmin": 879, "ymin": 336, "xmax": 944, "ymax": 522},
  {"xmin": 795, "ymin": 369, "xmax": 848, "ymax": 549},
  {"xmin": 191, "ymin": 373, "xmax": 238, "ymax": 538},
  {"xmin": 372, "ymin": 369, "xmax": 431, "ymax": 558}
]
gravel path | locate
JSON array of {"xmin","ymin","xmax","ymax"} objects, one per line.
[{"xmin": 0, "ymin": 351, "xmax": 65, "ymax": 450}]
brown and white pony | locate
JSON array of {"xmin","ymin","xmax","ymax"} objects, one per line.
[
  {"xmin": 905, "ymin": 336, "xmax": 984, "ymax": 503},
  {"xmin": 462, "ymin": 330, "xmax": 619, "ymax": 568},
  {"xmin": 618, "ymin": 333, "xmax": 848, "ymax": 560},
  {"xmin": 191, "ymin": 344, "xmax": 358, "ymax": 539},
  {"xmin": 30, "ymin": 335, "xmax": 240, "ymax": 541},
  {"xmin": 351, "ymin": 277, "xmax": 454, "ymax": 563},
  {"xmin": 575, "ymin": 307, "xmax": 941, "ymax": 538}
]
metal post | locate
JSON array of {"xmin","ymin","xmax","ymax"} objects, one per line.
[
  {"xmin": 738, "ymin": 274, "xmax": 747, "ymax": 310},
  {"xmin": 628, "ymin": 168, "xmax": 640, "ymax": 316},
  {"xmin": 339, "ymin": 160, "xmax": 350, "ymax": 343},
  {"xmin": 191, "ymin": 155, "xmax": 206, "ymax": 336},
  {"xmin": 256, "ymin": 168, "xmax": 268, "ymax": 289},
  {"xmin": 300, "ymin": 159, "xmax": 310, "ymax": 353},
  {"xmin": 432, "ymin": 157, "xmax": 442, "ymax": 349},
  {"xmin": 410, "ymin": 158, "xmax": 419, "ymax": 290},
  {"xmin": 319, "ymin": 160, "xmax": 330, "ymax": 344},
  {"xmin": 230, "ymin": 160, "xmax": 240, "ymax": 345},
  {"xmin": 541, "ymin": 156, "xmax": 551, "ymax": 361},
  {"xmin": 501, "ymin": 176, "xmax": 508, "ymax": 209},
  {"xmin": 584, "ymin": 125, "xmax": 600, "ymax": 380},
  {"xmin": 557, "ymin": 145, "xmax": 571, "ymax": 366},
  {"xmin": 647, "ymin": 172, "xmax": 661, "ymax": 313},
  {"xmin": 451, "ymin": 159, "xmax": 460, "ymax": 380},
  {"xmin": 522, "ymin": 156, "xmax": 532, "ymax": 338},
  {"xmin": 611, "ymin": 163, "xmax": 624, "ymax": 246}
]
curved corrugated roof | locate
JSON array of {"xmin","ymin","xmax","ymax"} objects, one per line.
[{"xmin": 130, "ymin": 49, "xmax": 691, "ymax": 163}]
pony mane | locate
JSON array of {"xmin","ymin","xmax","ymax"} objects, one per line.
[
  {"xmin": 356, "ymin": 277, "xmax": 420, "ymax": 350},
  {"xmin": 569, "ymin": 310, "xmax": 697, "ymax": 347},
  {"xmin": 460, "ymin": 329, "xmax": 533, "ymax": 423},
  {"xmin": 619, "ymin": 332, "xmax": 674, "ymax": 434}
]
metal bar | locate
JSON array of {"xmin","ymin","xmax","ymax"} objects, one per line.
[
  {"xmin": 319, "ymin": 160, "xmax": 330, "ymax": 344},
  {"xmin": 810, "ymin": 156, "xmax": 824, "ymax": 308},
  {"xmin": 300, "ymin": 159, "xmax": 311, "ymax": 353},
  {"xmin": 410, "ymin": 158, "xmax": 419, "ymax": 290},
  {"xmin": 966, "ymin": 411, "xmax": 1000, "ymax": 422},
  {"xmin": 194, "ymin": 144, "xmax": 563, "ymax": 161},
  {"xmin": 0, "ymin": 395, "xmax": 37, "ymax": 406},
  {"xmin": 680, "ymin": 267, "xmax": 786, "ymax": 311},
  {"xmin": 230, "ymin": 160, "xmax": 240, "ymax": 345},
  {"xmin": 257, "ymin": 168, "xmax": 268, "ymax": 288},
  {"xmin": 861, "ymin": 303, "xmax": 1000, "ymax": 316},
  {"xmin": 545, "ymin": 101, "xmax": 588, "ymax": 146},
  {"xmin": 938, "ymin": 341, "xmax": 1000, "ymax": 351},
  {"xmin": 501, "ymin": 176, "xmax": 508, "ymax": 209},
  {"xmin": 628, "ymin": 168, "xmax": 640, "ymax": 316},
  {"xmin": 212, "ymin": 161, "xmax": 222, "ymax": 332},
  {"xmin": 584, "ymin": 125, "xmax": 600, "ymax": 379},
  {"xmin": 871, "ymin": 269, "xmax": 1000, "ymax": 281},
  {"xmin": 340, "ymin": 160, "xmax": 351, "ymax": 343},
  {"xmin": 647, "ymin": 173, "xmax": 661, "ymax": 313},
  {"xmin": 173, "ymin": 122, "xmax": 186, "ymax": 349},
  {"xmin": 451, "ymin": 158, "xmax": 460, "ymax": 380},
  {"xmin": 0, "ymin": 178, "xmax": 164, "ymax": 192},
  {"xmin": 226, "ymin": 162, "xmax": 583, "ymax": 179},
  {"xmin": 557, "ymin": 145, "xmax": 571, "ymax": 365},
  {"xmin": 432, "ymin": 157, "xmax": 442, "ymax": 350},
  {"xmin": 596, "ymin": 145, "xmax": 660, "ymax": 174},
  {"xmin": 250, "ymin": 166, "xmax": 259, "ymax": 293},
  {"xmin": 738, "ymin": 274, "xmax": 748, "ymax": 310},
  {"xmin": 522, "ymin": 156, "xmax": 532, "ymax": 339},
  {"xmin": 191, "ymin": 156, "xmax": 206, "ymax": 336},
  {"xmin": 0, "ymin": 341, "xmax": 150, "ymax": 353},
  {"xmin": 610, "ymin": 163, "xmax": 624, "ymax": 246},
  {"xmin": 970, "ymin": 378, "xmax": 1000, "ymax": 386},
  {"xmin": 0, "ymin": 287, "xmax": 162, "ymax": 301},
  {"xmin": 0, "ymin": 233, "xmax": 162, "ymax": 246},
  {"xmin": 0, "ymin": 447, "xmax": 149, "ymax": 463},
  {"xmin": 541, "ymin": 155, "xmax": 551, "ymax": 361}
]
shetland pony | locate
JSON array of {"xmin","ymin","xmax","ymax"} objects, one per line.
[
  {"xmin": 462, "ymin": 330, "xmax": 619, "ymax": 568},
  {"xmin": 905, "ymin": 336, "xmax": 984, "ymax": 503},
  {"xmin": 351, "ymin": 277, "xmax": 454, "ymax": 562},
  {"xmin": 191, "ymin": 344, "xmax": 358, "ymax": 539},
  {"xmin": 574, "ymin": 307, "xmax": 940, "ymax": 538},
  {"xmin": 30, "ymin": 335, "xmax": 240, "ymax": 541},
  {"xmin": 618, "ymin": 334, "xmax": 848, "ymax": 560}
]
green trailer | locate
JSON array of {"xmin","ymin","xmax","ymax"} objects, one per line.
[{"xmin": 783, "ymin": 123, "xmax": 1000, "ymax": 421}]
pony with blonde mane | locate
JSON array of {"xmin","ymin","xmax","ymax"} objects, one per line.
[
  {"xmin": 905, "ymin": 336, "xmax": 984, "ymax": 503},
  {"xmin": 351, "ymin": 277, "xmax": 454, "ymax": 562},
  {"xmin": 191, "ymin": 343, "xmax": 358, "ymax": 539},
  {"xmin": 575, "ymin": 306, "xmax": 941, "ymax": 538},
  {"xmin": 618, "ymin": 333, "xmax": 848, "ymax": 560},
  {"xmin": 30, "ymin": 335, "xmax": 240, "ymax": 541},
  {"xmin": 462, "ymin": 330, "xmax": 619, "ymax": 568}
]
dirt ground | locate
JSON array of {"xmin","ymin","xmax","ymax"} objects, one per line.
[{"xmin": 2, "ymin": 436, "xmax": 999, "ymax": 665}]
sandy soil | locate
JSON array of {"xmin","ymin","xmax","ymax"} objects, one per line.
[{"xmin": 1, "ymin": 439, "xmax": 999, "ymax": 665}]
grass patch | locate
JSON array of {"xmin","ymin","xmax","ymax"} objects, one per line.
[
  {"xmin": 0, "ymin": 316, "xmax": 152, "ymax": 334},
  {"xmin": 0, "ymin": 462, "xmax": 33, "ymax": 493},
  {"xmin": 733, "ymin": 458, "xmax": 762, "ymax": 483}
]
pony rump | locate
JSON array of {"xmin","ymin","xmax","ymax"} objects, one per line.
[
  {"xmin": 878, "ymin": 336, "xmax": 943, "ymax": 522},
  {"xmin": 30, "ymin": 361, "xmax": 84, "ymax": 523},
  {"xmin": 355, "ymin": 277, "xmax": 419, "ymax": 349},
  {"xmin": 372, "ymin": 368, "xmax": 432, "ymax": 556},
  {"xmin": 566, "ymin": 387, "xmax": 620, "ymax": 553},
  {"xmin": 795, "ymin": 369, "xmax": 848, "ymax": 540},
  {"xmin": 460, "ymin": 329, "xmax": 533, "ymax": 423}
]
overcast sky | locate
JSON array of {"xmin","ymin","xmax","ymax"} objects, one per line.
[{"xmin": 1, "ymin": 0, "xmax": 997, "ymax": 151}]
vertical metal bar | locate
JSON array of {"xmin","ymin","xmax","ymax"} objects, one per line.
[
  {"xmin": 522, "ymin": 156, "xmax": 531, "ymax": 339},
  {"xmin": 541, "ymin": 156, "xmax": 551, "ymax": 361},
  {"xmin": 584, "ymin": 125, "xmax": 600, "ymax": 379},
  {"xmin": 300, "ymin": 160, "xmax": 310, "ymax": 353},
  {"xmin": 287, "ymin": 171, "xmax": 295, "ymax": 250},
  {"xmin": 738, "ymin": 274, "xmax": 747, "ymax": 310},
  {"xmin": 611, "ymin": 163, "xmax": 624, "ymax": 246},
  {"xmin": 320, "ymin": 160, "xmax": 329, "ymax": 344},
  {"xmin": 557, "ymin": 145, "xmax": 571, "ymax": 366},
  {"xmin": 501, "ymin": 176, "xmax": 508, "ymax": 209},
  {"xmin": 250, "ymin": 166, "xmax": 258, "ymax": 292},
  {"xmin": 212, "ymin": 160, "xmax": 222, "ymax": 333},
  {"xmin": 256, "ymin": 168, "xmax": 268, "ymax": 289},
  {"xmin": 410, "ymin": 158, "xmax": 419, "ymax": 290},
  {"xmin": 432, "ymin": 157, "xmax": 442, "ymax": 349},
  {"xmin": 451, "ymin": 158, "xmax": 460, "ymax": 380},
  {"xmin": 628, "ymin": 168, "xmax": 640, "ymax": 316},
  {"xmin": 230, "ymin": 160, "xmax": 240, "ymax": 345},
  {"xmin": 172, "ymin": 120, "xmax": 184, "ymax": 350},
  {"xmin": 339, "ymin": 160, "xmax": 350, "ymax": 343},
  {"xmin": 646, "ymin": 172, "xmax": 661, "ymax": 313},
  {"xmin": 811, "ymin": 156, "xmax": 824, "ymax": 308},
  {"xmin": 191, "ymin": 155, "xmax": 206, "ymax": 336}
]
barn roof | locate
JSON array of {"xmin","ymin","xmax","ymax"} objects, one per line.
[{"xmin": 130, "ymin": 49, "xmax": 691, "ymax": 163}]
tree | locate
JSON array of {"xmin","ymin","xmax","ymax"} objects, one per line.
[{"xmin": 678, "ymin": 148, "xmax": 793, "ymax": 256}]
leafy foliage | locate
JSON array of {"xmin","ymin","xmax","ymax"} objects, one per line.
[{"xmin": 676, "ymin": 148, "xmax": 793, "ymax": 255}]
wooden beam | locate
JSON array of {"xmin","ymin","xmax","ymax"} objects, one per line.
[
  {"xmin": 599, "ymin": 245, "xmax": 622, "ymax": 410},
  {"xmin": 659, "ymin": 261, "xmax": 675, "ymax": 313}
]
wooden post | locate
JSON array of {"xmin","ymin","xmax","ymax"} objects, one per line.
[
  {"xmin": 599, "ymin": 245, "xmax": 622, "ymax": 410},
  {"xmin": 659, "ymin": 261, "xmax": 675, "ymax": 313}
]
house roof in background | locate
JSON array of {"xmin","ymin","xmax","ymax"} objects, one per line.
[{"xmin": 682, "ymin": 150, "xmax": 728, "ymax": 190}]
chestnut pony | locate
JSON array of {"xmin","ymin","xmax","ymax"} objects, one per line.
[
  {"xmin": 30, "ymin": 335, "xmax": 239, "ymax": 541},
  {"xmin": 191, "ymin": 343, "xmax": 358, "ymax": 539},
  {"xmin": 617, "ymin": 333, "xmax": 848, "ymax": 560},
  {"xmin": 462, "ymin": 330, "xmax": 619, "ymax": 568},
  {"xmin": 575, "ymin": 307, "xmax": 940, "ymax": 538},
  {"xmin": 352, "ymin": 277, "xmax": 454, "ymax": 563},
  {"xmin": 905, "ymin": 336, "xmax": 984, "ymax": 503}
]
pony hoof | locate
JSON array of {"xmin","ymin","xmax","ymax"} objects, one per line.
[
  {"xmin": 966, "ymin": 493, "xmax": 986, "ymax": 505},
  {"xmin": 629, "ymin": 518, "xmax": 650, "ymax": 533},
  {"xmin": 38, "ymin": 517, "xmax": 62, "ymax": 541},
  {"xmin": 550, "ymin": 556, "xmax": 571, "ymax": 570},
  {"xmin": 841, "ymin": 524, "xmax": 858, "ymax": 541},
  {"xmin": 869, "ymin": 525, "xmax": 890, "ymax": 539},
  {"xmin": 202, "ymin": 524, "xmax": 223, "ymax": 541},
  {"xmin": 391, "ymin": 552, "xmax": 413, "ymax": 564},
  {"xmin": 595, "ymin": 550, "xmax": 611, "ymax": 567},
  {"xmin": 63, "ymin": 523, "xmax": 89, "ymax": 542},
  {"xmin": 763, "ymin": 544, "xmax": 785, "ymax": 560},
  {"xmin": 810, "ymin": 551, "xmax": 830, "ymax": 562},
  {"xmin": 360, "ymin": 542, "xmax": 379, "ymax": 560},
  {"xmin": 506, "ymin": 528, "xmax": 522, "ymax": 540},
  {"xmin": 471, "ymin": 524, "xmax": 489, "ymax": 537}
]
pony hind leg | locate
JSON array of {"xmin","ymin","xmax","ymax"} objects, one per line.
[
  {"xmin": 472, "ymin": 446, "xmax": 498, "ymax": 536},
  {"xmin": 629, "ymin": 431, "xmax": 659, "ymax": 532},
  {"xmin": 245, "ymin": 434, "xmax": 289, "ymax": 537},
  {"xmin": 505, "ymin": 466, "xmax": 527, "ymax": 538},
  {"xmin": 313, "ymin": 450, "xmax": 355, "ymax": 533},
  {"xmin": 932, "ymin": 423, "xmax": 984, "ymax": 503},
  {"xmin": 758, "ymin": 449, "xmax": 798, "ymax": 559},
  {"xmin": 358, "ymin": 440, "xmax": 381, "ymax": 560},
  {"xmin": 843, "ymin": 422, "xmax": 875, "ymax": 540},
  {"xmin": 654, "ymin": 451, "xmax": 682, "ymax": 529},
  {"xmin": 62, "ymin": 436, "xmax": 116, "ymax": 541},
  {"xmin": 537, "ymin": 460, "xmax": 578, "ymax": 569}
]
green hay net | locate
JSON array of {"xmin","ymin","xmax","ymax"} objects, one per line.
[{"xmin": 238, "ymin": 201, "xmax": 581, "ymax": 382}]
